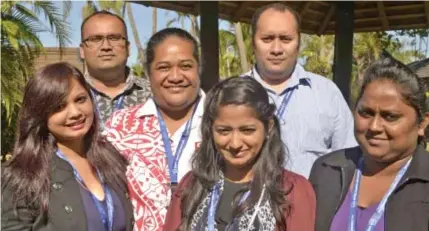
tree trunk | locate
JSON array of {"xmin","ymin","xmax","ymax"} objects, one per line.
[
  {"xmin": 152, "ymin": 8, "xmax": 157, "ymax": 35},
  {"xmin": 121, "ymin": 2, "xmax": 126, "ymax": 17},
  {"xmin": 190, "ymin": 15, "xmax": 200, "ymax": 42},
  {"xmin": 235, "ymin": 22, "xmax": 249, "ymax": 73},
  {"xmin": 126, "ymin": 3, "xmax": 145, "ymax": 67}
]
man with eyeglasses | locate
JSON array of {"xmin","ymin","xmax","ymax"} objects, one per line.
[{"xmin": 80, "ymin": 11, "xmax": 151, "ymax": 130}]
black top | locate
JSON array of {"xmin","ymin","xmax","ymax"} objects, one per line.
[
  {"xmin": 1, "ymin": 155, "xmax": 135, "ymax": 231},
  {"xmin": 215, "ymin": 179, "xmax": 248, "ymax": 231},
  {"xmin": 309, "ymin": 145, "xmax": 429, "ymax": 231},
  {"xmin": 79, "ymin": 183, "xmax": 126, "ymax": 231}
]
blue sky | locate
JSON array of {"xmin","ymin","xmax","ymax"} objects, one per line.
[{"xmin": 38, "ymin": 1, "xmax": 231, "ymax": 66}]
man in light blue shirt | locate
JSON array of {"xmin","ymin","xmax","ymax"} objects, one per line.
[{"xmin": 242, "ymin": 3, "xmax": 358, "ymax": 178}]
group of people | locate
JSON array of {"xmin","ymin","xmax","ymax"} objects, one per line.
[{"xmin": 2, "ymin": 3, "xmax": 429, "ymax": 231}]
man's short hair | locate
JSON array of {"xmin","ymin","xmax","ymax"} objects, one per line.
[
  {"xmin": 251, "ymin": 3, "xmax": 301, "ymax": 40},
  {"xmin": 80, "ymin": 10, "xmax": 128, "ymax": 41}
]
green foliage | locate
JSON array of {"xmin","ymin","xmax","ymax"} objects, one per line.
[
  {"xmin": 300, "ymin": 34, "xmax": 335, "ymax": 79},
  {"xmin": 1, "ymin": 1, "xmax": 71, "ymax": 155},
  {"xmin": 397, "ymin": 29, "xmax": 429, "ymax": 37},
  {"xmin": 299, "ymin": 31, "xmax": 425, "ymax": 105},
  {"xmin": 1, "ymin": 104, "xmax": 17, "ymax": 156},
  {"xmin": 131, "ymin": 62, "xmax": 146, "ymax": 79},
  {"xmin": 82, "ymin": 0, "xmax": 99, "ymax": 19},
  {"xmin": 218, "ymin": 23, "xmax": 253, "ymax": 78}
]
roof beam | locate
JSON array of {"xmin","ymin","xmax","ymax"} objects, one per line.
[
  {"xmin": 318, "ymin": 4, "xmax": 336, "ymax": 35},
  {"xmin": 336, "ymin": 13, "xmax": 425, "ymax": 24},
  {"xmin": 356, "ymin": 8, "xmax": 377, "ymax": 14},
  {"xmin": 388, "ymin": 13, "xmax": 426, "ymax": 20},
  {"xmin": 425, "ymin": 1, "xmax": 429, "ymax": 26},
  {"xmin": 147, "ymin": 2, "xmax": 195, "ymax": 15},
  {"xmin": 355, "ymin": 4, "xmax": 423, "ymax": 14},
  {"xmin": 299, "ymin": 2, "xmax": 311, "ymax": 15},
  {"xmin": 377, "ymin": 2, "xmax": 389, "ymax": 30},
  {"xmin": 193, "ymin": 2, "xmax": 200, "ymax": 15},
  {"xmin": 232, "ymin": 1, "xmax": 252, "ymax": 22},
  {"xmin": 386, "ymin": 4, "xmax": 423, "ymax": 11}
]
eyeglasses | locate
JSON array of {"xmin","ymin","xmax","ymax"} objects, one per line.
[{"xmin": 81, "ymin": 34, "xmax": 128, "ymax": 48}]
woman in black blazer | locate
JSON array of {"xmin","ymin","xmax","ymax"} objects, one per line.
[
  {"xmin": 2, "ymin": 63, "xmax": 134, "ymax": 231},
  {"xmin": 309, "ymin": 53, "xmax": 429, "ymax": 231}
]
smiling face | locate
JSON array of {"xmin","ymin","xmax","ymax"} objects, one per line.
[
  {"xmin": 212, "ymin": 104, "xmax": 268, "ymax": 171},
  {"xmin": 47, "ymin": 77, "xmax": 94, "ymax": 142},
  {"xmin": 354, "ymin": 79, "xmax": 427, "ymax": 162},
  {"xmin": 253, "ymin": 9, "xmax": 300, "ymax": 81},
  {"xmin": 149, "ymin": 36, "xmax": 200, "ymax": 111}
]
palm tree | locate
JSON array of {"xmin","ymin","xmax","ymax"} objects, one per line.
[
  {"xmin": 152, "ymin": 8, "xmax": 157, "ymax": 34},
  {"xmin": 219, "ymin": 29, "xmax": 240, "ymax": 78},
  {"xmin": 234, "ymin": 22, "xmax": 249, "ymax": 73},
  {"xmin": 165, "ymin": 11, "xmax": 199, "ymax": 41},
  {"xmin": 218, "ymin": 22, "xmax": 254, "ymax": 77},
  {"xmin": 1, "ymin": 1, "xmax": 71, "ymax": 123},
  {"xmin": 300, "ymin": 34, "xmax": 335, "ymax": 79},
  {"xmin": 189, "ymin": 15, "xmax": 199, "ymax": 42},
  {"xmin": 1, "ymin": 1, "xmax": 71, "ymax": 155},
  {"xmin": 126, "ymin": 3, "xmax": 144, "ymax": 67},
  {"xmin": 82, "ymin": 0, "xmax": 98, "ymax": 19}
]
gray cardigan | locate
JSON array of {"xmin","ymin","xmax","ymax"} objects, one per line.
[
  {"xmin": 1, "ymin": 155, "xmax": 135, "ymax": 231},
  {"xmin": 309, "ymin": 145, "xmax": 429, "ymax": 231}
]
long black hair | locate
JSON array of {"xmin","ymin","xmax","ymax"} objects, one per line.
[
  {"xmin": 2, "ymin": 62, "xmax": 128, "ymax": 216},
  {"xmin": 179, "ymin": 76, "xmax": 292, "ymax": 231}
]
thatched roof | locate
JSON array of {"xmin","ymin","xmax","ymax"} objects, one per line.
[{"xmin": 134, "ymin": 1, "xmax": 429, "ymax": 35}]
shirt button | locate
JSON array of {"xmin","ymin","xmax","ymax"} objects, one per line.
[
  {"xmin": 125, "ymin": 192, "xmax": 129, "ymax": 199},
  {"xmin": 64, "ymin": 205, "xmax": 73, "ymax": 214},
  {"xmin": 52, "ymin": 183, "xmax": 62, "ymax": 190}
]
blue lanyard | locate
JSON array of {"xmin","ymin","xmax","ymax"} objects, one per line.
[
  {"xmin": 207, "ymin": 183, "xmax": 251, "ymax": 231},
  {"xmin": 55, "ymin": 150, "xmax": 114, "ymax": 231},
  {"xmin": 250, "ymin": 68, "xmax": 295, "ymax": 118},
  {"xmin": 90, "ymin": 89, "xmax": 124, "ymax": 130},
  {"xmin": 275, "ymin": 88, "xmax": 295, "ymax": 118},
  {"xmin": 348, "ymin": 157, "xmax": 412, "ymax": 231},
  {"xmin": 156, "ymin": 97, "xmax": 200, "ymax": 184}
]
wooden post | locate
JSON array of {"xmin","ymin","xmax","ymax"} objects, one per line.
[
  {"xmin": 333, "ymin": 2, "xmax": 354, "ymax": 105},
  {"xmin": 199, "ymin": 1, "xmax": 219, "ymax": 92}
]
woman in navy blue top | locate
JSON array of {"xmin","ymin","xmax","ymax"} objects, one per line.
[{"xmin": 2, "ymin": 63, "xmax": 134, "ymax": 231}]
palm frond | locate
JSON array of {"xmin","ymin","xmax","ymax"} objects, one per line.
[
  {"xmin": 82, "ymin": 0, "xmax": 98, "ymax": 19},
  {"xmin": 166, "ymin": 18, "xmax": 177, "ymax": 28},
  {"xmin": 62, "ymin": 0, "xmax": 72, "ymax": 19},
  {"xmin": 32, "ymin": 1, "xmax": 71, "ymax": 53}
]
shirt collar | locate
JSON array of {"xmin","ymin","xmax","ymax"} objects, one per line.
[
  {"xmin": 84, "ymin": 66, "xmax": 147, "ymax": 93},
  {"xmin": 248, "ymin": 63, "xmax": 312, "ymax": 93},
  {"xmin": 135, "ymin": 89, "xmax": 206, "ymax": 118}
]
